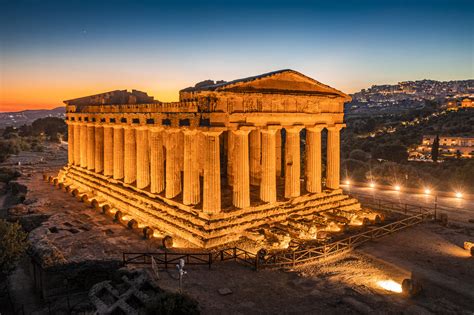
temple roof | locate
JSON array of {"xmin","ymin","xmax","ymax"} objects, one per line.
[
  {"xmin": 64, "ymin": 90, "xmax": 155, "ymax": 106},
  {"xmin": 181, "ymin": 69, "xmax": 351, "ymax": 101}
]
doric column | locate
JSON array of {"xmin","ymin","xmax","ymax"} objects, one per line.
[
  {"xmin": 202, "ymin": 130, "xmax": 223, "ymax": 213},
  {"xmin": 284, "ymin": 126, "xmax": 303, "ymax": 198},
  {"xmin": 136, "ymin": 127, "xmax": 150, "ymax": 189},
  {"xmin": 67, "ymin": 122, "xmax": 74, "ymax": 165},
  {"xmin": 113, "ymin": 126, "xmax": 124, "ymax": 180},
  {"xmin": 232, "ymin": 129, "xmax": 251, "ymax": 208},
  {"xmin": 183, "ymin": 129, "xmax": 200, "ymax": 205},
  {"xmin": 165, "ymin": 129, "xmax": 181, "ymax": 199},
  {"xmin": 305, "ymin": 125, "xmax": 324, "ymax": 193},
  {"xmin": 73, "ymin": 122, "xmax": 81, "ymax": 166},
  {"xmin": 226, "ymin": 131, "xmax": 234, "ymax": 186},
  {"xmin": 86, "ymin": 124, "xmax": 95, "ymax": 171},
  {"xmin": 178, "ymin": 131, "xmax": 184, "ymax": 173},
  {"xmin": 149, "ymin": 127, "xmax": 165, "ymax": 194},
  {"xmin": 94, "ymin": 125, "xmax": 104, "ymax": 173},
  {"xmin": 326, "ymin": 124, "xmax": 345, "ymax": 190},
  {"xmin": 103, "ymin": 125, "xmax": 114, "ymax": 176},
  {"xmin": 275, "ymin": 130, "xmax": 282, "ymax": 177},
  {"xmin": 80, "ymin": 123, "xmax": 87, "ymax": 168},
  {"xmin": 124, "ymin": 126, "xmax": 137, "ymax": 184},
  {"xmin": 249, "ymin": 129, "xmax": 261, "ymax": 186},
  {"xmin": 260, "ymin": 128, "xmax": 278, "ymax": 203}
]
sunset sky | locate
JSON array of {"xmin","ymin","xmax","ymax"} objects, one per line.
[{"xmin": 1, "ymin": 0, "xmax": 472, "ymax": 112}]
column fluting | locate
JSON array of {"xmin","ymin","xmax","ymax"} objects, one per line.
[
  {"xmin": 67, "ymin": 122, "xmax": 74, "ymax": 165},
  {"xmin": 103, "ymin": 125, "xmax": 114, "ymax": 176},
  {"xmin": 326, "ymin": 125, "xmax": 344, "ymax": 190},
  {"xmin": 113, "ymin": 126, "xmax": 124, "ymax": 180},
  {"xmin": 165, "ymin": 129, "xmax": 181, "ymax": 198},
  {"xmin": 232, "ymin": 129, "xmax": 251, "ymax": 208},
  {"xmin": 202, "ymin": 130, "xmax": 222, "ymax": 213},
  {"xmin": 124, "ymin": 126, "xmax": 137, "ymax": 184},
  {"xmin": 183, "ymin": 129, "xmax": 200, "ymax": 205},
  {"xmin": 226, "ymin": 131, "xmax": 234, "ymax": 186},
  {"xmin": 149, "ymin": 128, "xmax": 165, "ymax": 194},
  {"xmin": 94, "ymin": 125, "xmax": 104, "ymax": 173},
  {"xmin": 249, "ymin": 129, "xmax": 261, "ymax": 186},
  {"xmin": 136, "ymin": 127, "xmax": 150, "ymax": 189},
  {"xmin": 305, "ymin": 125, "xmax": 324, "ymax": 193},
  {"xmin": 73, "ymin": 122, "xmax": 81, "ymax": 166},
  {"xmin": 86, "ymin": 124, "xmax": 95, "ymax": 171},
  {"xmin": 284, "ymin": 126, "xmax": 303, "ymax": 198},
  {"xmin": 260, "ymin": 128, "xmax": 278, "ymax": 203},
  {"xmin": 275, "ymin": 130, "xmax": 282, "ymax": 177},
  {"xmin": 80, "ymin": 123, "xmax": 87, "ymax": 168}
]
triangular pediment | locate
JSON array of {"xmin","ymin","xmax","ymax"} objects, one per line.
[{"xmin": 215, "ymin": 70, "xmax": 350, "ymax": 100}]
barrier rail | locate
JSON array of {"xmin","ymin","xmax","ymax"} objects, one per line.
[{"xmin": 123, "ymin": 196, "xmax": 433, "ymax": 270}]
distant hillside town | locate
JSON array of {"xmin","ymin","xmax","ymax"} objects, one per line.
[
  {"xmin": 0, "ymin": 107, "xmax": 65, "ymax": 127},
  {"xmin": 347, "ymin": 79, "xmax": 474, "ymax": 115}
]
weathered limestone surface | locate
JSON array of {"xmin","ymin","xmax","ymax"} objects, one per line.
[
  {"xmin": 113, "ymin": 126, "xmax": 124, "ymax": 180},
  {"xmin": 59, "ymin": 69, "xmax": 355, "ymax": 248},
  {"xmin": 94, "ymin": 126, "xmax": 104, "ymax": 173},
  {"xmin": 284, "ymin": 126, "xmax": 303, "ymax": 198},
  {"xmin": 123, "ymin": 127, "xmax": 136, "ymax": 184},
  {"xmin": 87, "ymin": 124, "xmax": 95, "ymax": 171},
  {"xmin": 203, "ymin": 131, "xmax": 222, "ymax": 213},
  {"xmin": 136, "ymin": 127, "xmax": 150, "ymax": 189},
  {"xmin": 305, "ymin": 125, "xmax": 323, "ymax": 193},
  {"xmin": 232, "ymin": 129, "xmax": 251, "ymax": 208},
  {"xmin": 149, "ymin": 128, "xmax": 164, "ymax": 194},
  {"xmin": 260, "ymin": 128, "xmax": 277, "ymax": 203},
  {"xmin": 183, "ymin": 130, "xmax": 200, "ymax": 205},
  {"xmin": 103, "ymin": 126, "xmax": 114, "ymax": 176},
  {"xmin": 165, "ymin": 129, "xmax": 181, "ymax": 198}
]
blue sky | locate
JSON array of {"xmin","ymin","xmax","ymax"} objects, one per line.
[{"xmin": 0, "ymin": 0, "xmax": 472, "ymax": 110}]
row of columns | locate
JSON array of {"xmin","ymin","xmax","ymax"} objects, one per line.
[{"xmin": 67, "ymin": 122, "xmax": 344, "ymax": 213}]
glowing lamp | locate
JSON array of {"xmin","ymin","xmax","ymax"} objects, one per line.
[
  {"xmin": 424, "ymin": 188, "xmax": 431, "ymax": 195},
  {"xmin": 455, "ymin": 192, "xmax": 463, "ymax": 199},
  {"xmin": 345, "ymin": 180, "xmax": 351, "ymax": 185},
  {"xmin": 369, "ymin": 182, "xmax": 376, "ymax": 188},
  {"xmin": 394, "ymin": 185, "xmax": 401, "ymax": 191},
  {"xmin": 377, "ymin": 280, "xmax": 402, "ymax": 293}
]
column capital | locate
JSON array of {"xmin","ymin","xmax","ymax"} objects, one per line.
[
  {"xmin": 232, "ymin": 129, "xmax": 251, "ymax": 136},
  {"xmin": 164, "ymin": 128, "xmax": 181, "ymax": 134},
  {"xmin": 201, "ymin": 127, "xmax": 225, "ymax": 136},
  {"xmin": 182, "ymin": 129, "xmax": 199, "ymax": 136},
  {"xmin": 112, "ymin": 124, "xmax": 124, "ymax": 129},
  {"xmin": 149, "ymin": 126, "xmax": 165, "ymax": 132},
  {"xmin": 260, "ymin": 128, "xmax": 278, "ymax": 135},
  {"xmin": 284, "ymin": 125, "xmax": 304, "ymax": 133},
  {"xmin": 327, "ymin": 123, "xmax": 346, "ymax": 132},
  {"xmin": 135, "ymin": 125, "xmax": 149, "ymax": 131},
  {"xmin": 306, "ymin": 124, "xmax": 326, "ymax": 132}
]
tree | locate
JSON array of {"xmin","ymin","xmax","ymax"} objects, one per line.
[
  {"xmin": 0, "ymin": 220, "xmax": 28, "ymax": 278},
  {"xmin": 431, "ymin": 135, "xmax": 439, "ymax": 162}
]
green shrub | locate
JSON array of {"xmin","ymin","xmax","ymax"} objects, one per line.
[
  {"xmin": 0, "ymin": 220, "xmax": 28, "ymax": 277},
  {"xmin": 145, "ymin": 291, "xmax": 200, "ymax": 315}
]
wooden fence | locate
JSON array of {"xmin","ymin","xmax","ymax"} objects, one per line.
[{"xmin": 123, "ymin": 196, "xmax": 433, "ymax": 270}]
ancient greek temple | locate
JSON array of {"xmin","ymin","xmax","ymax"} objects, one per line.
[{"xmin": 58, "ymin": 69, "xmax": 361, "ymax": 248}]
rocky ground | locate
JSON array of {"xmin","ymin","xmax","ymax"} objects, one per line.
[{"xmin": 1, "ymin": 144, "xmax": 473, "ymax": 314}]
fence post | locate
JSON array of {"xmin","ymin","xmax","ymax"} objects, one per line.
[
  {"xmin": 292, "ymin": 251, "xmax": 296, "ymax": 268},
  {"xmin": 233, "ymin": 247, "xmax": 237, "ymax": 261},
  {"xmin": 255, "ymin": 254, "xmax": 259, "ymax": 271},
  {"xmin": 404, "ymin": 204, "xmax": 407, "ymax": 214},
  {"xmin": 208, "ymin": 253, "xmax": 212, "ymax": 270},
  {"xmin": 165, "ymin": 252, "xmax": 168, "ymax": 269},
  {"xmin": 220, "ymin": 250, "xmax": 224, "ymax": 261}
]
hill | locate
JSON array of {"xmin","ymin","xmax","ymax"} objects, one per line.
[{"xmin": 0, "ymin": 107, "xmax": 65, "ymax": 127}]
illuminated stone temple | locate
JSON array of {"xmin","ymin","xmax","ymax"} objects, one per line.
[{"xmin": 57, "ymin": 69, "xmax": 363, "ymax": 248}]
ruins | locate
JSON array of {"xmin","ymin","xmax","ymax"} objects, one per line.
[{"xmin": 56, "ymin": 69, "xmax": 364, "ymax": 248}]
